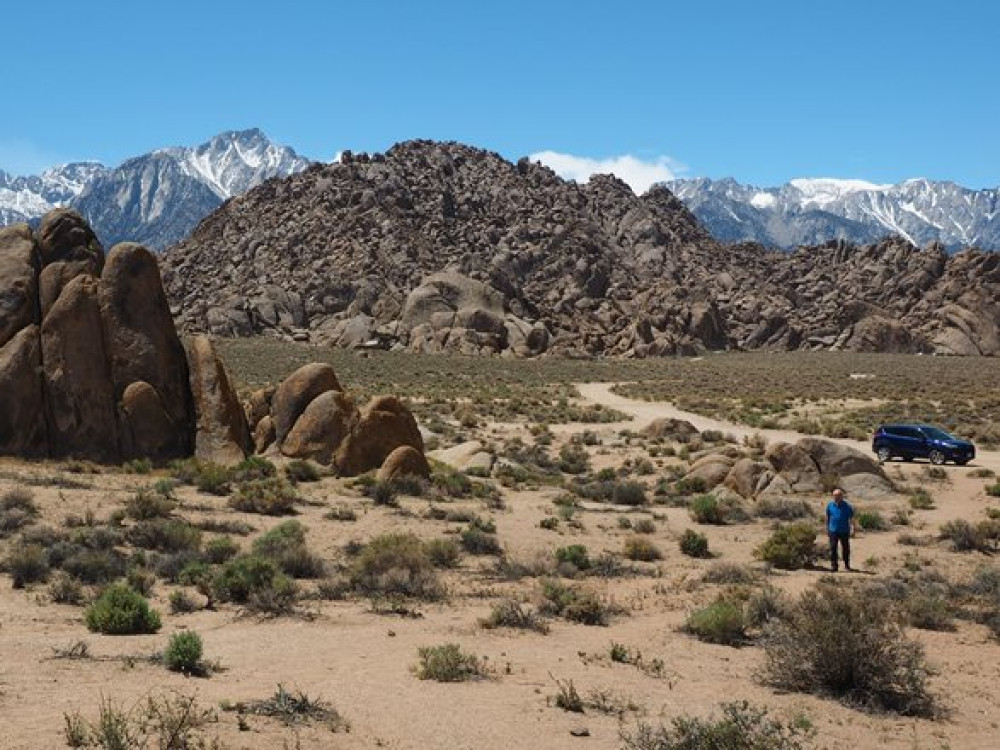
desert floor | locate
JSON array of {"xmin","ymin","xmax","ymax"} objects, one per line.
[{"xmin": 2, "ymin": 377, "xmax": 999, "ymax": 750}]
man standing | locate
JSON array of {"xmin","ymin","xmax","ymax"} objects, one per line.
[{"xmin": 825, "ymin": 488, "xmax": 856, "ymax": 572}]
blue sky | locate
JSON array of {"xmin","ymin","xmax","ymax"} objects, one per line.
[{"xmin": 2, "ymin": 0, "xmax": 997, "ymax": 189}]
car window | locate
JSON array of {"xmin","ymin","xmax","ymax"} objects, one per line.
[{"xmin": 920, "ymin": 427, "xmax": 954, "ymax": 441}]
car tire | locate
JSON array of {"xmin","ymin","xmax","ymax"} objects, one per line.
[
  {"xmin": 956, "ymin": 459, "xmax": 969, "ymax": 466},
  {"xmin": 929, "ymin": 450, "xmax": 946, "ymax": 466},
  {"xmin": 876, "ymin": 447, "xmax": 892, "ymax": 462}
]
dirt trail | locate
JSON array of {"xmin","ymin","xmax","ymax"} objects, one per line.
[{"xmin": 571, "ymin": 382, "xmax": 1000, "ymax": 474}]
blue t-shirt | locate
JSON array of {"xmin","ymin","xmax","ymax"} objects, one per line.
[{"xmin": 826, "ymin": 500, "xmax": 854, "ymax": 535}]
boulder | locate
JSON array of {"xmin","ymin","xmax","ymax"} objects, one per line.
[
  {"xmin": 99, "ymin": 242, "xmax": 194, "ymax": 457},
  {"xmin": 0, "ymin": 325, "xmax": 48, "ymax": 457},
  {"xmin": 377, "ymin": 445, "xmax": 431, "ymax": 482},
  {"xmin": 36, "ymin": 208, "xmax": 104, "ymax": 269},
  {"xmin": 401, "ymin": 272, "xmax": 506, "ymax": 332},
  {"xmin": 428, "ymin": 440, "xmax": 495, "ymax": 474},
  {"xmin": 41, "ymin": 275, "xmax": 119, "ymax": 461},
  {"xmin": 271, "ymin": 363, "xmax": 342, "ymax": 444},
  {"xmin": 118, "ymin": 381, "xmax": 176, "ymax": 460},
  {"xmin": 0, "ymin": 224, "xmax": 40, "ymax": 348},
  {"xmin": 254, "ymin": 415, "xmax": 277, "ymax": 454},
  {"xmin": 723, "ymin": 458, "xmax": 770, "ymax": 499},
  {"xmin": 334, "ymin": 395, "xmax": 424, "ymax": 476},
  {"xmin": 281, "ymin": 390, "xmax": 357, "ymax": 464},
  {"xmin": 683, "ymin": 454, "xmax": 735, "ymax": 489},
  {"xmin": 39, "ymin": 258, "xmax": 101, "ymax": 319},
  {"xmin": 764, "ymin": 442, "xmax": 821, "ymax": 491},
  {"xmin": 839, "ymin": 472, "xmax": 895, "ymax": 501},
  {"xmin": 640, "ymin": 417, "xmax": 700, "ymax": 442},
  {"xmin": 796, "ymin": 437, "xmax": 888, "ymax": 481},
  {"xmin": 186, "ymin": 335, "xmax": 251, "ymax": 465},
  {"xmin": 244, "ymin": 387, "xmax": 275, "ymax": 432}
]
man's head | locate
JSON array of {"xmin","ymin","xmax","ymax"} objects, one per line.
[{"xmin": 832, "ymin": 488, "xmax": 845, "ymax": 503}]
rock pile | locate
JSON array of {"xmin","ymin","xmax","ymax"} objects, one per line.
[
  {"xmin": 0, "ymin": 211, "xmax": 196, "ymax": 462},
  {"xmin": 682, "ymin": 436, "xmax": 893, "ymax": 502},
  {"xmin": 162, "ymin": 140, "xmax": 1000, "ymax": 357},
  {"xmin": 245, "ymin": 363, "xmax": 424, "ymax": 476}
]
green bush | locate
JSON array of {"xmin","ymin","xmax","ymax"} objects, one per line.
[
  {"xmin": 170, "ymin": 458, "xmax": 231, "ymax": 495},
  {"xmin": 169, "ymin": 589, "xmax": 200, "ymax": 614},
  {"xmin": 985, "ymin": 482, "xmax": 1000, "ymax": 498},
  {"xmin": 685, "ymin": 599, "xmax": 746, "ymax": 645},
  {"xmin": 460, "ymin": 527, "xmax": 502, "ymax": 556},
  {"xmin": 762, "ymin": 583, "xmax": 937, "ymax": 715},
  {"xmin": 558, "ymin": 443, "xmax": 591, "ymax": 474},
  {"xmin": 251, "ymin": 520, "xmax": 324, "ymax": 578},
  {"xmin": 689, "ymin": 495, "xmax": 725, "ymax": 525},
  {"xmin": 621, "ymin": 701, "xmax": 812, "ymax": 750},
  {"xmin": 231, "ymin": 456, "xmax": 277, "ymax": 482},
  {"xmin": 940, "ymin": 519, "xmax": 985, "ymax": 552},
  {"xmin": 415, "ymin": 643, "xmax": 487, "ymax": 681},
  {"xmin": 857, "ymin": 509, "xmax": 889, "ymax": 532},
  {"xmin": 623, "ymin": 537, "xmax": 662, "ymax": 562},
  {"xmin": 124, "ymin": 486, "xmax": 176, "ymax": 520},
  {"xmin": 540, "ymin": 579, "xmax": 609, "ymax": 625},
  {"xmin": 229, "ymin": 478, "xmax": 298, "ymax": 515},
  {"xmin": 49, "ymin": 572, "xmax": 85, "ymax": 605},
  {"xmin": 350, "ymin": 533, "xmax": 443, "ymax": 600},
  {"xmin": 424, "ymin": 538, "xmax": 462, "ymax": 568},
  {"xmin": 754, "ymin": 498, "xmax": 815, "ymax": 521},
  {"xmin": 0, "ymin": 488, "xmax": 39, "ymax": 537},
  {"xmin": 163, "ymin": 631, "xmax": 204, "ymax": 673},
  {"xmin": 85, "ymin": 584, "xmax": 162, "ymax": 635},
  {"xmin": 480, "ymin": 599, "xmax": 548, "ymax": 633},
  {"xmin": 612, "ymin": 480, "xmax": 648, "ymax": 506},
  {"xmin": 633, "ymin": 518, "xmax": 656, "ymax": 534},
  {"xmin": 8, "ymin": 543, "xmax": 50, "ymax": 588},
  {"xmin": 122, "ymin": 457, "xmax": 153, "ymax": 475},
  {"xmin": 679, "ymin": 529, "xmax": 710, "ymax": 558},
  {"xmin": 213, "ymin": 554, "xmax": 286, "ymax": 604},
  {"xmin": 754, "ymin": 522, "xmax": 818, "ymax": 570},
  {"xmin": 203, "ymin": 535, "xmax": 240, "ymax": 564},
  {"xmin": 555, "ymin": 544, "xmax": 591, "ymax": 572},
  {"xmin": 61, "ymin": 548, "xmax": 126, "ymax": 584},
  {"xmin": 128, "ymin": 519, "xmax": 202, "ymax": 553},
  {"xmin": 285, "ymin": 459, "xmax": 321, "ymax": 483}
]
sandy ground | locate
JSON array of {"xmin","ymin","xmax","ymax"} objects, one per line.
[{"xmin": 1, "ymin": 385, "xmax": 999, "ymax": 749}]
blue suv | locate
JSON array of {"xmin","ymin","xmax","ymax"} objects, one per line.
[{"xmin": 872, "ymin": 424, "xmax": 975, "ymax": 466}]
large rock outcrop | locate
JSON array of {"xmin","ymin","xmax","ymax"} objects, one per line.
[
  {"xmin": 0, "ymin": 212, "xmax": 197, "ymax": 463},
  {"xmin": 161, "ymin": 140, "xmax": 1000, "ymax": 358},
  {"xmin": 186, "ymin": 335, "xmax": 251, "ymax": 464}
]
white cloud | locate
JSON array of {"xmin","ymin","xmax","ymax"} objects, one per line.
[{"xmin": 529, "ymin": 151, "xmax": 686, "ymax": 195}]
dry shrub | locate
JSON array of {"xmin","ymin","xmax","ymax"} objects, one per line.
[
  {"xmin": 350, "ymin": 532, "xmax": 443, "ymax": 600},
  {"xmin": 762, "ymin": 583, "xmax": 938, "ymax": 716}
]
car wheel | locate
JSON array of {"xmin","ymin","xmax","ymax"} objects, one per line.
[
  {"xmin": 956, "ymin": 459, "xmax": 969, "ymax": 466},
  {"xmin": 929, "ymin": 450, "xmax": 946, "ymax": 466},
  {"xmin": 876, "ymin": 447, "xmax": 892, "ymax": 462}
]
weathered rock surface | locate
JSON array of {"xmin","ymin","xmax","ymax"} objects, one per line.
[
  {"xmin": 99, "ymin": 242, "xmax": 194, "ymax": 456},
  {"xmin": 187, "ymin": 335, "xmax": 251, "ymax": 465},
  {"xmin": 641, "ymin": 418, "xmax": 700, "ymax": 442},
  {"xmin": 428, "ymin": 440, "xmax": 495, "ymax": 474},
  {"xmin": 377, "ymin": 445, "xmax": 431, "ymax": 482},
  {"xmin": 281, "ymin": 390, "xmax": 357, "ymax": 464},
  {"xmin": 0, "ymin": 224, "xmax": 40, "ymax": 349},
  {"xmin": 41, "ymin": 276, "xmax": 119, "ymax": 461},
  {"xmin": 0, "ymin": 326, "xmax": 48, "ymax": 457},
  {"xmin": 161, "ymin": 141, "xmax": 1000, "ymax": 358},
  {"xmin": 271, "ymin": 363, "xmax": 342, "ymax": 444},
  {"xmin": 334, "ymin": 396, "xmax": 424, "ymax": 476},
  {"xmin": 683, "ymin": 454, "xmax": 736, "ymax": 489},
  {"xmin": 764, "ymin": 442, "xmax": 822, "ymax": 492},
  {"xmin": 118, "ymin": 381, "xmax": 176, "ymax": 460}
]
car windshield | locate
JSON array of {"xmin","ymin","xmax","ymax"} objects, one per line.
[{"xmin": 921, "ymin": 427, "xmax": 955, "ymax": 441}]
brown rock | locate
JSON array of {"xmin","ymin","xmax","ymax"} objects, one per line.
[
  {"xmin": 254, "ymin": 415, "xmax": 277, "ymax": 454},
  {"xmin": 244, "ymin": 387, "xmax": 275, "ymax": 431},
  {"xmin": 796, "ymin": 437, "xmax": 888, "ymax": 481},
  {"xmin": 39, "ymin": 258, "xmax": 101, "ymax": 319},
  {"xmin": 187, "ymin": 335, "xmax": 251, "ymax": 465},
  {"xmin": 99, "ymin": 242, "xmax": 194, "ymax": 457},
  {"xmin": 334, "ymin": 395, "xmax": 424, "ymax": 476},
  {"xmin": 41, "ymin": 275, "xmax": 119, "ymax": 461},
  {"xmin": 281, "ymin": 390, "xmax": 357, "ymax": 464},
  {"xmin": 0, "ymin": 325, "xmax": 48, "ymax": 457},
  {"xmin": 723, "ymin": 458, "xmax": 770, "ymax": 499},
  {"xmin": 0, "ymin": 223, "xmax": 40, "ymax": 348},
  {"xmin": 640, "ymin": 417, "xmax": 700, "ymax": 442},
  {"xmin": 682, "ymin": 454, "xmax": 735, "ymax": 490},
  {"xmin": 118, "ymin": 381, "xmax": 176, "ymax": 460},
  {"xmin": 764, "ymin": 442, "xmax": 821, "ymax": 491},
  {"xmin": 271, "ymin": 363, "xmax": 342, "ymax": 444},
  {"xmin": 377, "ymin": 445, "xmax": 431, "ymax": 483},
  {"xmin": 36, "ymin": 208, "xmax": 104, "ymax": 270}
]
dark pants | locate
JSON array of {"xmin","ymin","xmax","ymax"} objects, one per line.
[{"xmin": 829, "ymin": 532, "xmax": 851, "ymax": 570}]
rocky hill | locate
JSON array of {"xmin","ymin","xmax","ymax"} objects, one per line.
[
  {"xmin": 667, "ymin": 177, "xmax": 1000, "ymax": 251},
  {"xmin": 161, "ymin": 141, "xmax": 1000, "ymax": 357}
]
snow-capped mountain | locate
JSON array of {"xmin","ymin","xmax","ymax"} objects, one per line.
[
  {"xmin": 0, "ymin": 129, "xmax": 313, "ymax": 249},
  {"xmin": 666, "ymin": 177, "xmax": 1000, "ymax": 250},
  {"xmin": 0, "ymin": 163, "xmax": 107, "ymax": 225}
]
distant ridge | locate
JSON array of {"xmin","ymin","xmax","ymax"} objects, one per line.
[{"xmin": 666, "ymin": 176, "xmax": 1000, "ymax": 251}]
